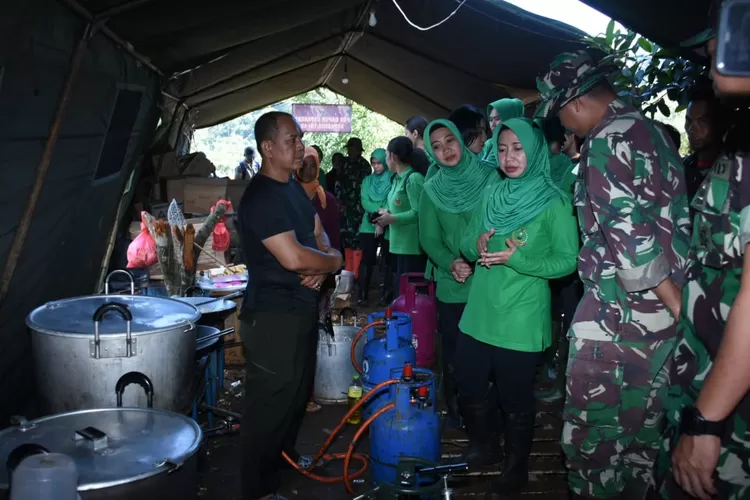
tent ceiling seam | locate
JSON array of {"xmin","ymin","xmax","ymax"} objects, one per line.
[{"xmin": 317, "ymin": 0, "xmax": 372, "ymax": 87}]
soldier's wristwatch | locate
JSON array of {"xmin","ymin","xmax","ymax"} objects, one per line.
[{"xmin": 680, "ymin": 406, "xmax": 726, "ymax": 437}]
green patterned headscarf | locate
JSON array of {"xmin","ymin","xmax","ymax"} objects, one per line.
[
  {"xmin": 366, "ymin": 148, "xmax": 393, "ymax": 202},
  {"xmin": 423, "ymin": 120, "xmax": 498, "ymax": 214},
  {"xmin": 483, "ymin": 118, "xmax": 563, "ymax": 233}
]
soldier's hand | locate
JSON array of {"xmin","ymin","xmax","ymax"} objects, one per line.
[
  {"xmin": 476, "ymin": 228, "xmax": 495, "ymax": 255},
  {"xmin": 672, "ymin": 434, "xmax": 720, "ymax": 500}
]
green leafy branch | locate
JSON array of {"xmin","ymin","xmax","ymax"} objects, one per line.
[{"xmin": 587, "ymin": 20, "xmax": 707, "ymax": 117}]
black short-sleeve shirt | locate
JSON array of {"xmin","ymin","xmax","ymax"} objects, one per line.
[{"xmin": 238, "ymin": 174, "xmax": 319, "ymax": 313}]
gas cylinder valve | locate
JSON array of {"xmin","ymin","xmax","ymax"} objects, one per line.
[{"xmin": 401, "ymin": 362, "xmax": 414, "ymax": 382}]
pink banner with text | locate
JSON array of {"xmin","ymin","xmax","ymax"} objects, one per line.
[{"xmin": 292, "ymin": 104, "xmax": 352, "ymax": 133}]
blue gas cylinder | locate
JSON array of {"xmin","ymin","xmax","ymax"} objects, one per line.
[
  {"xmin": 361, "ymin": 310, "xmax": 415, "ymax": 420},
  {"xmin": 369, "ymin": 366, "xmax": 441, "ymax": 488}
]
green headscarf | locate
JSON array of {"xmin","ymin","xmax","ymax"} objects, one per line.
[
  {"xmin": 487, "ymin": 98, "xmax": 525, "ymax": 123},
  {"xmin": 366, "ymin": 148, "xmax": 393, "ymax": 202},
  {"xmin": 482, "ymin": 118, "xmax": 564, "ymax": 233},
  {"xmin": 548, "ymin": 152, "xmax": 574, "ymax": 191},
  {"xmin": 482, "ymin": 98, "xmax": 526, "ymax": 164},
  {"xmin": 422, "ymin": 120, "xmax": 498, "ymax": 214}
]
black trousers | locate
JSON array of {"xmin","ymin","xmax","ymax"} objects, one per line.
[
  {"xmin": 392, "ymin": 253, "xmax": 427, "ymax": 297},
  {"xmin": 438, "ymin": 301, "xmax": 465, "ymax": 416},
  {"xmin": 438, "ymin": 301, "xmax": 465, "ymax": 384},
  {"xmin": 454, "ymin": 333, "xmax": 541, "ymax": 414},
  {"xmin": 240, "ymin": 311, "xmax": 318, "ymax": 499},
  {"xmin": 359, "ymin": 232, "xmax": 388, "ymax": 293}
]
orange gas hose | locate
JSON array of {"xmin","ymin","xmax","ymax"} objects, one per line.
[
  {"xmin": 350, "ymin": 320, "xmax": 384, "ymax": 374},
  {"xmin": 344, "ymin": 403, "xmax": 396, "ymax": 494},
  {"xmin": 281, "ymin": 378, "xmax": 398, "ymax": 486}
]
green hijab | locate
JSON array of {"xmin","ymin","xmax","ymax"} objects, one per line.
[
  {"xmin": 483, "ymin": 118, "xmax": 563, "ymax": 233},
  {"xmin": 548, "ymin": 152, "xmax": 574, "ymax": 191},
  {"xmin": 487, "ymin": 98, "xmax": 525, "ymax": 123},
  {"xmin": 366, "ymin": 148, "xmax": 393, "ymax": 202},
  {"xmin": 422, "ymin": 119, "xmax": 498, "ymax": 214},
  {"xmin": 482, "ymin": 98, "xmax": 526, "ymax": 163}
]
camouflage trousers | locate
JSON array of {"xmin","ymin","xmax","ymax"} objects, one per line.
[
  {"xmin": 649, "ymin": 273, "xmax": 750, "ymax": 499},
  {"xmin": 562, "ymin": 337, "xmax": 675, "ymax": 498}
]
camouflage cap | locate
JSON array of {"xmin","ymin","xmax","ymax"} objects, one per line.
[{"xmin": 535, "ymin": 50, "xmax": 616, "ymax": 118}]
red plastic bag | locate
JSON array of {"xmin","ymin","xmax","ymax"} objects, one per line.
[
  {"xmin": 211, "ymin": 200, "xmax": 233, "ymax": 252},
  {"xmin": 127, "ymin": 212, "xmax": 158, "ymax": 268}
]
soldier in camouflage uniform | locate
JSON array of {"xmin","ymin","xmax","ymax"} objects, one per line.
[
  {"xmin": 335, "ymin": 137, "xmax": 372, "ymax": 254},
  {"xmin": 648, "ymin": 28, "xmax": 750, "ymax": 500},
  {"xmin": 536, "ymin": 50, "xmax": 692, "ymax": 498}
]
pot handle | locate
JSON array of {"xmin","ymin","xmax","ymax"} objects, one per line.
[
  {"xmin": 184, "ymin": 285, "xmax": 205, "ymax": 297},
  {"xmin": 116, "ymin": 371, "xmax": 154, "ymax": 408},
  {"xmin": 339, "ymin": 307, "xmax": 358, "ymax": 327},
  {"xmin": 6, "ymin": 443, "xmax": 48, "ymax": 490},
  {"xmin": 93, "ymin": 302, "xmax": 133, "ymax": 358}
]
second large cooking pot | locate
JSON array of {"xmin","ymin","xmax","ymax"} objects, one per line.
[
  {"xmin": 0, "ymin": 378, "xmax": 202, "ymax": 500},
  {"xmin": 27, "ymin": 295, "xmax": 201, "ymax": 413}
]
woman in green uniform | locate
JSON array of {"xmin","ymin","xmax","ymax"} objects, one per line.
[
  {"xmin": 358, "ymin": 148, "xmax": 393, "ymax": 305},
  {"xmin": 419, "ymin": 119, "xmax": 499, "ymax": 448},
  {"xmin": 374, "ymin": 136, "xmax": 426, "ymax": 298},
  {"xmin": 481, "ymin": 98, "xmax": 526, "ymax": 165},
  {"xmin": 457, "ymin": 118, "xmax": 579, "ymax": 493}
]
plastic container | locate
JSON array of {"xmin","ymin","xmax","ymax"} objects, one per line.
[{"xmin": 346, "ymin": 375, "xmax": 363, "ymax": 424}]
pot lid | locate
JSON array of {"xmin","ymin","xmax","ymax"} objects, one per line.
[
  {"xmin": 171, "ymin": 296, "xmax": 237, "ymax": 315},
  {"xmin": 26, "ymin": 296, "xmax": 201, "ymax": 336},
  {"xmin": 0, "ymin": 408, "xmax": 202, "ymax": 490}
]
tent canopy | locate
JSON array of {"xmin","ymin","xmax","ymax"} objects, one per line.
[{"xmin": 76, "ymin": 0, "xmax": 590, "ymax": 127}]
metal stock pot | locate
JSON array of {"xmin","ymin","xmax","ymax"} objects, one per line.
[
  {"xmin": 27, "ymin": 295, "xmax": 200, "ymax": 413},
  {"xmin": 0, "ymin": 374, "xmax": 202, "ymax": 500}
]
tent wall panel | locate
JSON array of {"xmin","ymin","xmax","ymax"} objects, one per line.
[{"xmin": 0, "ymin": 0, "xmax": 159, "ymax": 423}]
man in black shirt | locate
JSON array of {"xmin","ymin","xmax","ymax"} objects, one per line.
[{"xmin": 238, "ymin": 112, "xmax": 342, "ymax": 500}]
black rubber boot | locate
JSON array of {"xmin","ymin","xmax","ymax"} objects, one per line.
[
  {"xmin": 443, "ymin": 363, "xmax": 462, "ymax": 429},
  {"xmin": 492, "ymin": 411, "xmax": 535, "ymax": 493},
  {"xmin": 357, "ymin": 264, "xmax": 372, "ymax": 306},
  {"xmin": 378, "ymin": 268, "xmax": 393, "ymax": 306},
  {"xmin": 459, "ymin": 398, "xmax": 503, "ymax": 469}
]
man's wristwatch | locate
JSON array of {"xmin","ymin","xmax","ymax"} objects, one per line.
[{"xmin": 680, "ymin": 405, "xmax": 726, "ymax": 437}]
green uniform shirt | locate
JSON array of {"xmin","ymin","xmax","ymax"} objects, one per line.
[
  {"xmin": 459, "ymin": 196, "xmax": 579, "ymax": 352},
  {"xmin": 419, "ymin": 179, "xmax": 498, "ymax": 303},
  {"xmin": 386, "ymin": 167, "xmax": 424, "ymax": 255}
]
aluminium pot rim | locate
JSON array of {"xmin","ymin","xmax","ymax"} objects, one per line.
[
  {"xmin": 0, "ymin": 407, "xmax": 202, "ymax": 491},
  {"xmin": 25, "ymin": 295, "xmax": 200, "ymax": 338}
]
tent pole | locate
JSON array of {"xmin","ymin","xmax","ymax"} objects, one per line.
[
  {"xmin": 59, "ymin": 0, "xmax": 164, "ymax": 77},
  {"xmin": 94, "ymin": 0, "xmax": 155, "ymax": 19},
  {"xmin": 0, "ymin": 24, "xmax": 94, "ymax": 304}
]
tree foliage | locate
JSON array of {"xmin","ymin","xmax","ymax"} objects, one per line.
[
  {"xmin": 587, "ymin": 20, "xmax": 707, "ymax": 117},
  {"xmin": 192, "ymin": 88, "xmax": 404, "ymax": 177}
]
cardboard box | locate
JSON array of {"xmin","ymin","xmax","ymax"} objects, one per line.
[
  {"xmin": 184, "ymin": 178, "xmax": 228, "ymax": 214},
  {"xmin": 161, "ymin": 177, "xmax": 230, "ymax": 215},
  {"xmin": 226, "ymin": 179, "xmax": 250, "ymax": 207}
]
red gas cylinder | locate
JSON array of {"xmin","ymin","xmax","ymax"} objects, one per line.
[{"xmin": 391, "ymin": 273, "xmax": 437, "ymax": 368}]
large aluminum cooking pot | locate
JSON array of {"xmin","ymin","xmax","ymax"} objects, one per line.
[
  {"xmin": 27, "ymin": 295, "xmax": 200, "ymax": 413},
  {"xmin": 0, "ymin": 374, "xmax": 202, "ymax": 500},
  {"xmin": 314, "ymin": 308, "xmax": 365, "ymax": 404}
]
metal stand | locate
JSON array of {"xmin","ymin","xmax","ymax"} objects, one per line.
[{"xmin": 354, "ymin": 458, "xmax": 467, "ymax": 499}]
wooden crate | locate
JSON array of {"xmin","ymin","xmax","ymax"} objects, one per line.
[{"xmin": 211, "ymin": 290, "xmax": 245, "ymax": 366}]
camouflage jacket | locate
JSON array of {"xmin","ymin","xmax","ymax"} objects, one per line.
[
  {"xmin": 687, "ymin": 154, "xmax": 750, "ymax": 352},
  {"xmin": 335, "ymin": 156, "xmax": 371, "ymax": 249},
  {"xmin": 571, "ymin": 100, "xmax": 691, "ymax": 342}
]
